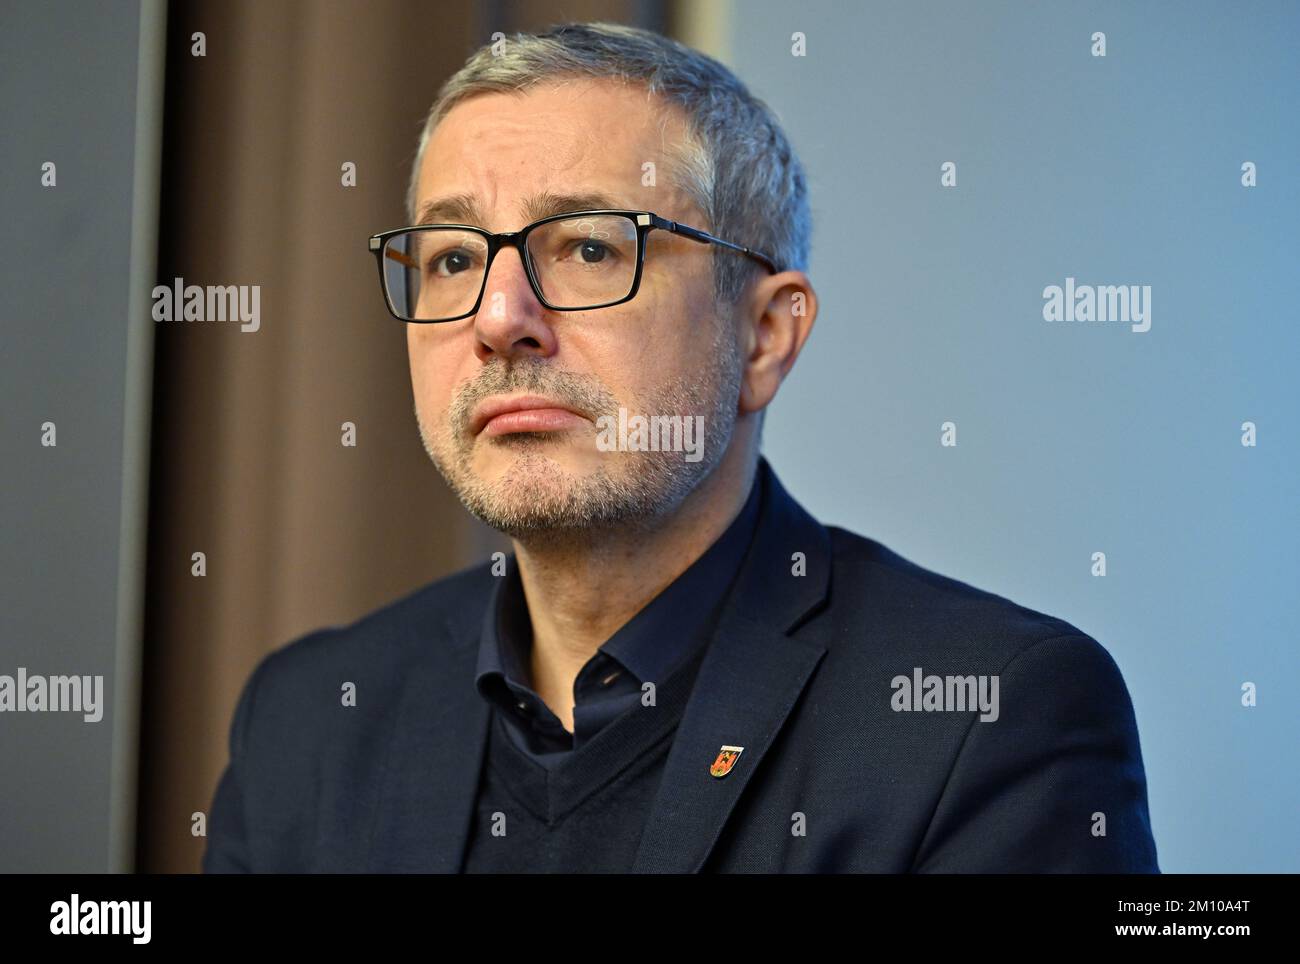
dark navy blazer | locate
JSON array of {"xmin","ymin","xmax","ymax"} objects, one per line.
[{"xmin": 203, "ymin": 457, "xmax": 1159, "ymax": 873}]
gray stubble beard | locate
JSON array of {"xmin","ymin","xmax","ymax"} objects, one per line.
[{"xmin": 415, "ymin": 319, "xmax": 742, "ymax": 548}]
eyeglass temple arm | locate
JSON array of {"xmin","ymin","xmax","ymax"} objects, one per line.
[
  {"xmin": 651, "ymin": 215, "xmax": 779, "ymax": 274},
  {"xmin": 383, "ymin": 247, "xmax": 418, "ymax": 269}
]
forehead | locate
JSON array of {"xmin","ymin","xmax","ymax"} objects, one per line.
[{"xmin": 416, "ymin": 77, "xmax": 697, "ymax": 226}]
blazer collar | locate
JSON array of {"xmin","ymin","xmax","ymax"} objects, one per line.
[{"xmin": 368, "ymin": 456, "xmax": 832, "ymax": 872}]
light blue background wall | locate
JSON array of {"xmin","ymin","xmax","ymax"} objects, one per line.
[{"xmin": 723, "ymin": 0, "xmax": 1298, "ymax": 872}]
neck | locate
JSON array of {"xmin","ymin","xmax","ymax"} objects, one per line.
[{"xmin": 512, "ymin": 445, "xmax": 758, "ymax": 732}]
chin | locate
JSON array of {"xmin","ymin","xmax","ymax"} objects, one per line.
[
  {"xmin": 458, "ymin": 444, "xmax": 644, "ymax": 537},
  {"xmin": 474, "ymin": 434, "xmax": 598, "ymax": 482}
]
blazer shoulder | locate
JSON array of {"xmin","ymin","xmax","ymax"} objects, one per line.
[
  {"xmin": 236, "ymin": 558, "xmax": 498, "ymax": 718},
  {"xmin": 823, "ymin": 524, "xmax": 1099, "ymax": 666}
]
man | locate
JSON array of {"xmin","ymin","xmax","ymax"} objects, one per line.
[{"xmin": 203, "ymin": 22, "xmax": 1158, "ymax": 873}]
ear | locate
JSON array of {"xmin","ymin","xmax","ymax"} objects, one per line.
[{"xmin": 738, "ymin": 270, "xmax": 818, "ymax": 416}]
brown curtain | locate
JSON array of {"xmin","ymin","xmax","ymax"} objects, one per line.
[{"xmin": 138, "ymin": 0, "xmax": 669, "ymax": 873}]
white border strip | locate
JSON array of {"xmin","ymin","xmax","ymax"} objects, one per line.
[{"xmin": 108, "ymin": 0, "xmax": 167, "ymax": 874}]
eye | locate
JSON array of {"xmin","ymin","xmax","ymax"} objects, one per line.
[
  {"xmin": 575, "ymin": 240, "xmax": 610, "ymax": 264},
  {"xmin": 429, "ymin": 249, "xmax": 474, "ymax": 276}
]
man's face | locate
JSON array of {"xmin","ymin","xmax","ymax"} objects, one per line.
[{"xmin": 408, "ymin": 78, "xmax": 744, "ymax": 540}]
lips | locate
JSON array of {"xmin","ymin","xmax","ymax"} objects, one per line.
[{"xmin": 470, "ymin": 394, "xmax": 589, "ymax": 437}]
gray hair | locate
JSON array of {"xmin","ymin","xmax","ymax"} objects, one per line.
[{"xmin": 404, "ymin": 21, "xmax": 811, "ymax": 306}]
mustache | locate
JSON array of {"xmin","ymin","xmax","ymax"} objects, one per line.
[{"xmin": 449, "ymin": 357, "xmax": 620, "ymax": 434}]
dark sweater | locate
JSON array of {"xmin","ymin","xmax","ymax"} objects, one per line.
[{"xmin": 461, "ymin": 641, "xmax": 708, "ymax": 873}]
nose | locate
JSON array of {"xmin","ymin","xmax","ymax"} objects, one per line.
[{"xmin": 473, "ymin": 239, "xmax": 557, "ymax": 362}]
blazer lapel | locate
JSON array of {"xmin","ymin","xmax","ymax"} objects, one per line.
[
  {"xmin": 632, "ymin": 458, "xmax": 833, "ymax": 872},
  {"xmin": 367, "ymin": 595, "xmax": 491, "ymax": 872}
]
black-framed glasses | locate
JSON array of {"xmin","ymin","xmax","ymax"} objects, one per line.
[{"xmin": 367, "ymin": 209, "xmax": 779, "ymax": 322}]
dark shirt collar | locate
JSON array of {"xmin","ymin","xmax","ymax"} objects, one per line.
[{"xmin": 475, "ymin": 466, "xmax": 763, "ymax": 704}]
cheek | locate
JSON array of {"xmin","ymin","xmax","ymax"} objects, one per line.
[
  {"xmin": 407, "ymin": 332, "xmax": 461, "ymax": 414},
  {"xmin": 406, "ymin": 336, "xmax": 430, "ymax": 397},
  {"xmin": 619, "ymin": 282, "xmax": 712, "ymax": 386}
]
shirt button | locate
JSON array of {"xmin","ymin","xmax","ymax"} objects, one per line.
[{"xmin": 516, "ymin": 699, "xmax": 530, "ymax": 713}]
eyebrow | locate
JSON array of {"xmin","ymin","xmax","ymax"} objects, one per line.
[{"xmin": 414, "ymin": 191, "xmax": 630, "ymax": 228}]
